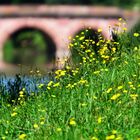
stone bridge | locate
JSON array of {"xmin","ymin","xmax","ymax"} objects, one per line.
[{"xmin": 0, "ymin": 5, "xmax": 139, "ymax": 73}]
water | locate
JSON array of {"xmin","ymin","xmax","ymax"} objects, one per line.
[{"xmin": 0, "ymin": 74, "xmax": 50, "ymax": 96}]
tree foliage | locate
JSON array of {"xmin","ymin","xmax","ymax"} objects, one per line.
[{"xmin": 0, "ymin": 0, "xmax": 138, "ymax": 8}]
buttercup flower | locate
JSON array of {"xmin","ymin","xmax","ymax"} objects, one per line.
[{"xmin": 19, "ymin": 134, "xmax": 26, "ymax": 139}]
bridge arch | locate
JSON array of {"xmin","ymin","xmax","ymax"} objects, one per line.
[
  {"xmin": 3, "ymin": 27, "xmax": 56, "ymax": 66},
  {"xmin": 0, "ymin": 20, "xmax": 57, "ymax": 69}
]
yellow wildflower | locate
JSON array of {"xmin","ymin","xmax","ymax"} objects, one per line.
[
  {"xmin": 129, "ymin": 84, "xmax": 135, "ymax": 90},
  {"xmin": 118, "ymin": 18, "xmax": 122, "ymax": 21},
  {"xmin": 117, "ymin": 86, "xmax": 123, "ymax": 90},
  {"xmin": 53, "ymin": 82, "xmax": 60, "ymax": 87},
  {"xmin": 123, "ymin": 90, "xmax": 127, "ymax": 93},
  {"xmin": 106, "ymin": 88, "xmax": 113, "ymax": 93},
  {"xmin": 97, "ymin": 117, "xmax": 102, "ymax": 124},
  {"xmin": 123, "ymin": 27, "xmax": 127, "ymax": 31},
  {"xmin": 115, "ymin": 135, "xmax": 123, "ymax": 140},
  {"xmin": 98, "ymin": 28, "xmax": 102, "ymax": 32},
  {"xmin": 51, "ymin": 95, "xmax": 56, "ymax": 98},
  {"xmin": 47, "ymin": 81, "xmax": 53, "ymax": 87},
  {"xmin": 68, "ymin": 36, "xmax": 72, "ymax": 40},
  {"xmin": 19, "ymin": 134, "xmax": 26, "ymax": 140},
  {"xmin": 111, "ymin": 93, "xmax": 121, "ymax": 100},
  {"xmin": 38, "ymin": 84, "xmax": 44, "ymax": 88},
  {"xmin": 130, "ymin": 94, "xmax": 138, "ymax": 100},
  {"xmin": 93, "ymin": 96, "xmax": 97, "ymax": 100},
  {"xmin": 56, "ymin": 128, "xmax": 62, "ymax": 132},
  {"xmin": 133, "ymin": 33, "xmax": 139, "ymax": 37},
  {"xmin": 40, "ymin": 121, "xmax": 45, "ymax": 125},
  {"xmin": 134, "ymin": 47, "xmax": 138, "ymax": 51},
  {"xmin": 69, "ymin": 118, "xmax": 76, "ymax": 126},
  {"xmin": 19, "ymin": 91, "xmax": 24, "ymax": 95},
  {"xmin": 112, "ymin": 130, "xmax": 117, "ymax": 134},
  {"xmin": 91, "ymin": 136, "xmax": 98, "ymax": 140},
  {"xmin": 11, "ymin": 112, "xmax": 17, "ymax": 117},
  {"xmin": 81, "ymin": 103, "xmax": 87, "ymax": 107},
  {"xmin": 128, "ymin": 82, "xmax": 132, "ymax": 85},
  {"xmin": 47, "ymin": 87, "xmax": 51, "ymax": 90},
  {"xmin": 19, "ymin": 94, "xmax": 24, "ymax": 98},
  {"xmin": 112, "ymin": 47, "xmax": 116, "ymax": 53},
  {"xmin": 106, "ymin": 134, "xmax": 115, "ymax": 140},
  {"xmin": 2, "ymin": 136, "xmax": 6, "ymax": 140},
  {"xmin": 93, "ymin": 71, "xmax": 100, "ymax": 75},
  {"xmin": 79, "ymin": 36, "xmax": 85, "ymax": 40},
  {"xmin": 33, "ymin": 124, "xmax": 39, "ymax": 129}
]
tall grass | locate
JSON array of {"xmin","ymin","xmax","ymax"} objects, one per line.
[{"xmin": 0, "ymin": 21, "xmax": 140, "ymax": 140}]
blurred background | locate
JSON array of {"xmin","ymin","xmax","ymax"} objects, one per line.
[
  {"xmin": 0, "ymin": 0, "xmax": 139, "ymax": 9},
  {"xmin": 0, "ymin": 0, "xmax": 139, "ymax": 74}
]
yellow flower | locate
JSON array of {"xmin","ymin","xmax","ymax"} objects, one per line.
[
  {"xmin": 33, "ymin": 124, "xmax": 39, "ymax": 129},
  {"xmin": 69, "ymin": 118, "xmax": 76, "ymax": 126},
  {"xmin": 81, "ymin": 103, "xmax": 87, "ymax": 107},
  {"xmin": 128, "ymin": 82, "xmax": 132, "ymax": 85},
  {"xmin": 130, "ymin": 94, "xmax": 138, "ymax": 100},
  {"xmin": 56, "ymin": 128, "xmax": 62, "ymax": 132},
  {"xmin": 123, "ymin": 90, "xmax": 127, "ymax": 93},
  {"xmin": 124, "ymin": 61, "xmax": 128, "ymax": 64},
  {"xmin": 106, "ymin": 134, "xmax": 115, "ymax": 140},
  {"xmin": 106, "ymin": 88, "xmax": 113, "ymax": 93},
  {"xmin": 19, "ymin": 134, "xmax": 26, "ymax": 139},
  {"xmin": 110, "ymin": 93, "xmax": 121, "ymax": 100},
  {"xmin": 11, "ymin": 112, "xmax": 17, "ymax": 117},
  {"xmin": 112, "ymin": 47, "xmax": 116, "ymax": 53},
  {"xmin": 134, "ymin": 47, "xmax": 138, "ymax": 51},
  {"xmin": 118, "ymin": 18, "xmax": 122, "ymax": 21},
  {"xmin": 47, "ymin": 81, "xmax": 53, "ymax": 87},
  {"xmin": 2, "ymin": 136, "xmax": 6, "ymax": 140},
  {"xmin": 133, "ymin": 33, "xmax": 139, "ymax": 37},
  {"xmin": 115, "ymin": 135, "xmax": 123, "ymax": 140},
  {"xmin": 98, "ymin": 28, "xmax": 102, "ymax": 32},
  {"xmin": 93, "ymin": 96, "xmax": 97, "ymax": 100},
  {"xmin": 93, "ymin": 71, "xmax": 100, "ymax": 75},
  {"xmin": 47, "ymin": 87, "xmax": 51, "ymax": 90},
  {"xmin": 123, "ymin": 27, "xmax": 127, "ymax": 31},
  {"xmin": 40, "ymin": 121, "xmax": 45, "ymax": 125},
  {"xmin": 79, "ymin": 36, "xmax": 85, "ymax": 40},
  {"xmin": 19, "ymin": 94, "xmax": 24, "ymax": 98},
  {"xmin": 117, "ymin": 86, "xmax": 123, "ymax": 90},
  {"xmin": 91, "ymin": 136, "xmax": 98, "ymax": 140},
  {"xmin": 53, "ymin": 82, "xmax": 60, "ymax": 87},
  {"xmin": 78, "ymin": 79, "xmax": 88, "ymax": 84},
  {"xmin": 19, "ymin": 91, "xmax": 24, "ymax": 95},
  {"xmin": 38, "ymin": 84, "xmax": 44, "ymax": 88},
  {"xmin": 51, "ymin": 95, "xmax": 56, "ymax": 98},
  {"xmin": 68, "ymin": 36, "xmax": 72, "ymax": 40},
  {"xmin": 112, "ymin": 130, "xmax": 117, "ymax": 134},
  {"xmin": 97, "ymin": 117, "xmax": 102, "ymax": 124}
]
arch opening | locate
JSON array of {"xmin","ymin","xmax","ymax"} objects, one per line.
[
  {"xmin": 70, "ymin": 28, "xmax": 102, "ymax": 63},
  {"xmin": 3, "ymin": 27, "xmax": 56, "ymax": 67}
]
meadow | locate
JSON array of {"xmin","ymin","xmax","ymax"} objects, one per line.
[{"xmin": 0, "ymin": 20, "xmax": 140, "ymax": 140}]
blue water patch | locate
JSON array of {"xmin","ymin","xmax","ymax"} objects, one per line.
[{"xmin": 0, "ymin": 74, "xmax": 50, "ymax": 96}]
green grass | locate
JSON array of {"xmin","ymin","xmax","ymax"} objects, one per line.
[{"xmin": 0, "ymin": 28, "xmax": 140, "ymax": 140}]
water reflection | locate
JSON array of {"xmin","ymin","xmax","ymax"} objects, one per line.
[{"xmin": 0, "ymin": 74, "xmax": 49, "ymax": 96}]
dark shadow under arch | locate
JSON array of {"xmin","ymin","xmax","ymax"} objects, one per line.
[
  {"xmin": 70, "ymin": 28, "xmax": 103, "ymax": 63},
  {"xmin": 75, "ymin": 28, "xmax": 103, "ymax": 51},
  {"xmin": 3, "ymin": 27, "xmax": 56, "ymax": 66}
]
